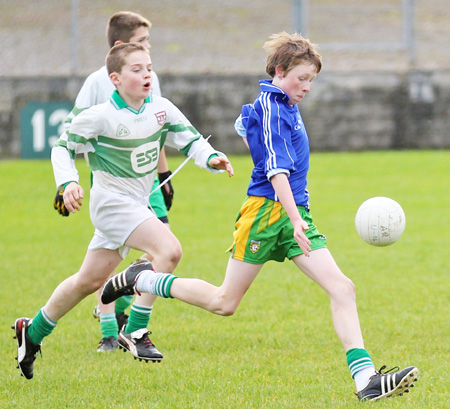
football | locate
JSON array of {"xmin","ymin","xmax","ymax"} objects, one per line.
[{"xmin": 355, "ymin": 197, "xmax": 406, "ymax": 246}]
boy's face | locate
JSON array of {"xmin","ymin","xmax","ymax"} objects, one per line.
[
  {"xmin": 111, "ymin": 50, "xmax": 152, "ymax": 105},
  {"xmin": 128, "ymin": 26, "xmax": 151, "ymax": 51},
  {"xmin": 274, "ymin": 63, "xmax": 317, "ymax": 106}
]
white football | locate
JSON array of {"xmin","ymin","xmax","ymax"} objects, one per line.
[{"xmin": 355, "ymin": 197, "xmax": 406, "ymax": 247}]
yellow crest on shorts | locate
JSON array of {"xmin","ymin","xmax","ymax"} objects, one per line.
[{"xmin": 249, "ymin": 240, "xmax": 261, "ymax": 254}]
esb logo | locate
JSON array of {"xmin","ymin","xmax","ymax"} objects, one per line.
[{"xmin": 131, "ymin": 142, "xmax": 159, "ymax": 174}]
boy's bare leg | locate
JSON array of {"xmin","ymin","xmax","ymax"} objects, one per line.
[
  {"xmin": 125, "ymin": 217, "xmax": 182, "ymax": 273},
  {"xmin": 44, "ymin": 249, "xmax": 122, "ymax": 322},
  {"xmin": 292, "ymin": 248, "xmax": 420, "ymax": 400},
  {"xmin": 167, "ymin": 258, "xmax": 263, "ymax": 315},
  {"xmin": 110, "ymin": 217, "xmax": 181, "ymax": 361},
  {"xmin": 292, "ymin": 248, "xmax": 364, "ymax": 350}
]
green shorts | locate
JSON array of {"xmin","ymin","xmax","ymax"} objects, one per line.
[
  {"xmin": 228, "ymin": 196, "xmax": 327, "ymax": 264},
  {"xmin": 149, "ymin": 178, "xmax": 169, "ymax": 222}
]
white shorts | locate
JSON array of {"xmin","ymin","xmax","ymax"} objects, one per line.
[{"xmin": 88, "ymin": 187, "xmax": 155, "ymax": 259}]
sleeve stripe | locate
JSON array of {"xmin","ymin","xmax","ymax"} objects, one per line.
[
  {"xmin": 260, "ymin": 93, "xmax": 297, "ymax": 176},
  {"xmin": 260, "ymin": 93, "xmax": 277, "ymax": 171}
]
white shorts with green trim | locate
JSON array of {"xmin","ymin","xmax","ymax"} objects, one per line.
[{"xmin": 88, "ymin": 187, "xmax": 155, "ymax": 259}]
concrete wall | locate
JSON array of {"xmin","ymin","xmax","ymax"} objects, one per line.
[{"xmin": 1, "ymin": 70, "xmax": 449, "ymax": 159}]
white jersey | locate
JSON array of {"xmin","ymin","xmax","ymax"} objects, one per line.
[
  {"xmin": 52, "ymin": 91, "xmax": 225, "ymax": 198},
  {"xmin": 64, "ymin": 65, "xmax": 161, "ymax": 130}
]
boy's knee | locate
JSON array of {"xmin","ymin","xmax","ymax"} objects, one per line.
[
  {"xmin": 164, "ymin": 244, "xmax": 182, "ymax": 269},
  {"xmin": 340, "ymin": 277, "xmax": 356, "ymax": 298},
  {"xmin": 150, "ymin": 242, "xmax": 182, "ymax": 272},
  {"xmin": 328, "ymin": 276, "xmax": 355, "ymax": 300},
  {"xmin": 170, "ymin": 244, "xmax": 182, "ymax": 264},
  {"xmin": 213, "ymin": 296, "xmax": 239, "ymax": 316}
]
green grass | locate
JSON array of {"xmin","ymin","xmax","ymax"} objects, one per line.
[{"xmin": 0, "ymin": 151, "xmax": 449, "ymax": 408}]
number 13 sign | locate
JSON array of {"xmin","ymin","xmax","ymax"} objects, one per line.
[{"xmin": 20, "ymin": 101, "xmax": 73, "ymax": 159}]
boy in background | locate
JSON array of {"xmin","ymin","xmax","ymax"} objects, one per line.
[
  {"xmin": 13, "ymin": 42, "xmax": 233, "ymax": 380},
  {"xmin": 102, "ymin": 32, "xmax": 419, "ymax": 402},
  {"xmin": 52, "ymin": 11, "xmax": 173, "ymax": 357}
]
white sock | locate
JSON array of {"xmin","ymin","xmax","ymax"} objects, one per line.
[
  {"xmin": 135, "ymin": 270, "xmax": 177, "ymax": 298},
  {"xmin": 354, "ymin": 366, "xmax": 377, "ymax": 391},
  {"xmin": 135, "ymin": 270, "xmax": 157, "ymax": 294}
]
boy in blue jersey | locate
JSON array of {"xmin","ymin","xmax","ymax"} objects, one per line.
[
  {"xmin": 102, "ymin": 32, "xmax": 419, "ymax": 402},
  {"xmin": 13, "ymin": 43, "xmax": 233, "ymax": 380}
]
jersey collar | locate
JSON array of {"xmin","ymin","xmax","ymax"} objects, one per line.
[
  {"xmin": 110, "ymin": 90, "xmax": 152, "ymax": 113},
  {"xmin": 259, "ymin": 79, "xmax": 289, "ymax": 102}
]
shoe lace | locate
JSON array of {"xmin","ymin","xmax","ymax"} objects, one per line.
[
  {"xmin": 377, "ymin": 365, "xmax": 400, "ymax": 374},
  {"xmin": 130, "ymin": 328, "xmax": 155, "ymax": 347},
  {"xmin": 142, "ymin": 332, "xmax": 155, "ymax": 347}
]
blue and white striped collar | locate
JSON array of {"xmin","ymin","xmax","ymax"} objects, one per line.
[{"xmin": 259, "ymin": 79, "xmax": 289, "ymax": 101}]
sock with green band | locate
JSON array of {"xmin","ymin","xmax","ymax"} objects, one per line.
[
  {"xmin": 347, "ymin": 348, "xmax": 375, "ymax": 378},
  {"xmin": 135, "ymin": 272, "xmax": 177, "ymax": 298},
  {"xmin": 28, "ymin": 308, "xmax": 57, "ymax": 345},
  {"xmin": 154, "ymin": 274, "xmax": 177, "ymax": 298},
  {"xmin": 346, "ymin": 348, "xmax": 376, "ymax": 391},
  {"xmin": 115, "ymin": 295, "xmax": 133, "ymax": 315},
  {"xmin": 100, "ymin": 312, "xmax": 119, "ymax": 339},
  {"xmin": 125, "ymin": 303, "xmax": 152, "ymax": 334}
]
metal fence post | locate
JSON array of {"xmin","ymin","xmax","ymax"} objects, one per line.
[
  {"xmin": 403, "ymin": 0, "xmax": 416, "ymax": 69},
  {"xmin": 293, "ymin": 0, "xmax": 308, "ymax": 37},
  {"xmin": 70, "ymin": 0, "xmax": 79, "ymax": 75}
]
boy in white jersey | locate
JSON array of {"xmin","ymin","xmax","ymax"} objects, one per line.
[
  {"xmin": 101, "ymin": 33, "xmax": 419, "ymax": 402},
  {"xmin": 53, "ymin": 11, "xmax": 175, "ymax": 356},
  {"xmin": 13, "ymin": 42, "xmax": 233, "ymax": 380}
]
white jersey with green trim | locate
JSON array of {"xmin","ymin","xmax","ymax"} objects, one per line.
[
  {"xmin": 64, "ymin": 66, "xmax": 161, "ymax": 130},
  {"xmin": 52, "ymin": 91, "xmax": 225, "ymax": 198}
]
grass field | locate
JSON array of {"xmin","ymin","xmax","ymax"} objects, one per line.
[{"xmin": 0, "ymin": 151, "xmax": 449, "ymax": 408}]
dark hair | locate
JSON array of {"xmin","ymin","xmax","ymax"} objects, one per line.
[{"xmin": 106, "ymin": 11, "xmax": 151, "ymax": 48}]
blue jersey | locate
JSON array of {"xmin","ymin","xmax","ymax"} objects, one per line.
[{"xmin": 242, "ymin": 80, "xmax": 310, "ymax": 209}]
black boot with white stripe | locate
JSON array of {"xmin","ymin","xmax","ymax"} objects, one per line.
[
  {"xmin": 357, "ymin": 365, "xmax": 419, "ymax": 401},
  {"xmin": 101, "ymin": 259, "xmax": 153, "ymax": 304}
]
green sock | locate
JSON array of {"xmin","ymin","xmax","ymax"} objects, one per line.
[
  {"xmin": 136, "ymin": 272, "xmax": 177, "ymax": 298},
  {"xmin": 28, "ymin": 308, "xmax": 57, "ymax": 345},
  {"xmin": 100, "ymin": 312, "xmax": 119, "ymax": 339},
  {"xmin": 115, "ymin": 295, "xmax": 133, "ymax": 315},
  {"xmin": 346, "ymin": 348, "xmax": 374, "ymax": 378},
  {"xmin": 124, "ymin": 303, "xmax": 152, "ymax": 334},
  {"xmin": 154, "ymin": 274, "xmax": 177, "ymax": 298}
]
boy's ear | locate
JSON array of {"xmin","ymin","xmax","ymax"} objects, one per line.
[
  {"xmin": 110, "ymin": 72, "xmax": 120, "ymax": 85},
  {"xmin": 275, "ymin": 65, "xmax": 285, "ymax": 79},
  {"xmin": 114, "ymin": 40, "xmax": 123, "ymax": 46}
]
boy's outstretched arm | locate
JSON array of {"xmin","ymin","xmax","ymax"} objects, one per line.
[{"xmin": 208, "ymin": 156, "xmax": 234, "ymax": 177}]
